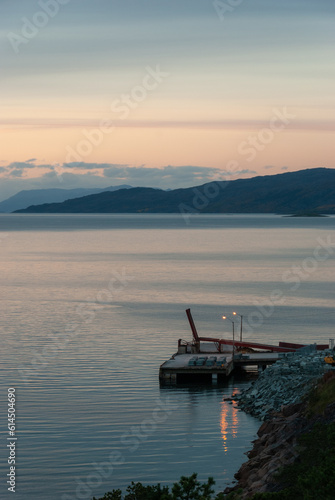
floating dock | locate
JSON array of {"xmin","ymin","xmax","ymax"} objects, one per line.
[
  {"xmin": 159, "ymin": 344, "xmax": 280, "ymax": 384},
  {"xmin": 159, "ymin": 309, "xmax": 330, "ymax": 384},
  {"xmin": 159, "ymin": 351, "xmax": 234, "ymax": 384}
]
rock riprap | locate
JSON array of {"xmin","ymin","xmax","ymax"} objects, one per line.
[{"xmin": 235, "ymin": 350, "xmax": 332, "ymax": 420}]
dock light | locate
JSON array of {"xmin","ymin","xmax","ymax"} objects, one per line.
[
  {"xmin": 233, "ymin": 311, "xmax": 243, "ymax": 342},
  {"xmin": 222, "ymin": 315, "xmax": 235, "ymax": 353}
]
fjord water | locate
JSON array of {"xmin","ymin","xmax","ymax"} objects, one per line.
[{"xmin": 0, "ymin": 214, "xmax": 334, "ymax": 499}]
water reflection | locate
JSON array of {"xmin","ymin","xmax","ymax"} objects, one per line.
[
  {"xmin": 231, "ymin": 400, "xmax": 239, "ymax": 439},
  {"xmin": 220, "ymin": 394, "xmax": 240, "ymax": 451},
  {"xmin": 220, "ymin": 404, "xmax": 229, "ymax": 452}
]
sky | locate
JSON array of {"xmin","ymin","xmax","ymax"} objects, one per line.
[{"xmin": 0, "ymin": 0, "xmax": 334, "ymax": 200}]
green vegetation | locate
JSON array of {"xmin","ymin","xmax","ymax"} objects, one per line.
[
  {"xmin": 251, "ymin": 423, "xmax": 335, "ymax": 500},
  {"xmin": 92, "ymin": 474, "xmax": 225, "ymax": 500},
  {"xmin": 306, "ymin": 371, "xmax": 335, "ymax": 417}
]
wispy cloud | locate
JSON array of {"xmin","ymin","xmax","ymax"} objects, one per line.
[
  {"xmin": 2, "ymin": 118, "xmax": 335, "ymax": 132},
  {"xmin": 64, "ymin": 162, "xmax": 129, "ymax": 170},
  {"xmin": 7, "ymin": 161, "xmax": 39, "ymax": 169}
]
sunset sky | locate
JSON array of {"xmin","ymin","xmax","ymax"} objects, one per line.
[{"xmin": 0, "ymin": 0, "xmax": 334, "ymax": 200}]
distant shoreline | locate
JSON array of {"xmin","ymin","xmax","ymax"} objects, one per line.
[{"xmin": 284, "ymin": 212, "xmax": 328, "ymax": 218}]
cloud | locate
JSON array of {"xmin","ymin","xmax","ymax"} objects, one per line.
[
  {"xmin": 236, "ymin": 169, "xmax": 257, "ymax": 175},
  {"xmin": 2, "ymin": 118, "xmax": 335, "ymax": 132},
  {"xmin": 64, "ymin": 162, "xmax": 129, "ymax": 170},
  {"xmin": 101, "ymin": 164, "xmax": 240, "ymax": 187},
  {"xmin": 9, "ymin": 169, "xmax": 24, "ymax": 178},
  {"xmin": 40, "ymin": 170, "xmax": 107, "ymax": 186},
  {"xmin": 8, "ymin": 161, "xmax": 37, "ymax": 170}
]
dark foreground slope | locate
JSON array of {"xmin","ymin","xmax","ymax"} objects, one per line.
[
  {"xmin": 15, "ymin": 168, "xmax": 335, "ymax": 214},
  {"xmin": 225, "ymin": 371, "xmax": 335, "ymax": 499}
]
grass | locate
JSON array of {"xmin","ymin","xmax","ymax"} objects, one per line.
[
  {"xmin": 306, "ymin": 371, "xmax": 335, "ymax": 417},
  {"xmin": 251, "ymin": 423, "xmax": 335, "ymax": 499}
]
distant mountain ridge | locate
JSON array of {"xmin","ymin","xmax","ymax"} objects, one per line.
[
  {"xmin": 0, "ymin": 185, "xmax": 132, "ymax": 213},
  {"xmin": 14, "ymin": 168, "xmax": 335, "ymax": 214}
]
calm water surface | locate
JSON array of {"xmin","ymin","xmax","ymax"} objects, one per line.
[{"xmin": 0, "ymin": 214, "xmax": 334, "ymax": 499}]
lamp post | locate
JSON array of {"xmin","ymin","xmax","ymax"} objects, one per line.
[
  {"xmin": 222, "ymin": 315, "xmax": 235, "ymax": 354},
  {"xmin": 233, "ymin": 311, "xmax": 243, "ymax": 342}
]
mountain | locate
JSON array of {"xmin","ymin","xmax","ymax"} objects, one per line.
[
  {"xmin": 0, "ymin": 185, "xmax": 132, "ymax": 213},
  {"xmin": 14, "ymin": 168, "xmax": 335, "ymax": 214}
]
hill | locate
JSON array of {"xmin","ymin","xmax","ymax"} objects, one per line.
[
  {"xmin": 0, "ymin": 185, "xmax": 132, "ymax": 213},
  {"xmin": 14, "ymin": 168, "xmax": 335, "ymax": 214}
]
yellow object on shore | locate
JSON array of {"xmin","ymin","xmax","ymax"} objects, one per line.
[{"xmin": 324, "ymin": 356, "xmax": 335, "ymax": 365}]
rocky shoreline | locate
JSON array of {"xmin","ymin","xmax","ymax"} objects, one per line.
[
  {"xmin": 224, "ymin": 349, "xmax": 335, "ymax": 498},
  {"xmin": 235, "ymin": 349, "xmax": 331, "ymax": 420}
]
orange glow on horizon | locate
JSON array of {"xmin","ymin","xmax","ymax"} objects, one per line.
[{"xmin": 0, "ymin": 124, "xmax": 334, "ymax": 175}]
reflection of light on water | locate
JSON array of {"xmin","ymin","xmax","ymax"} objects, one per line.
[
  {"xmin": 220, "ymin": 397, "xmax": 240, "ymax": 450},
  {"xmin": 220, "ymin": 403, "xmax": 229, "ymax": 452},
  {"xmin": 231, "ymin": 404, "xmax": 238, "ymax": 438}
]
